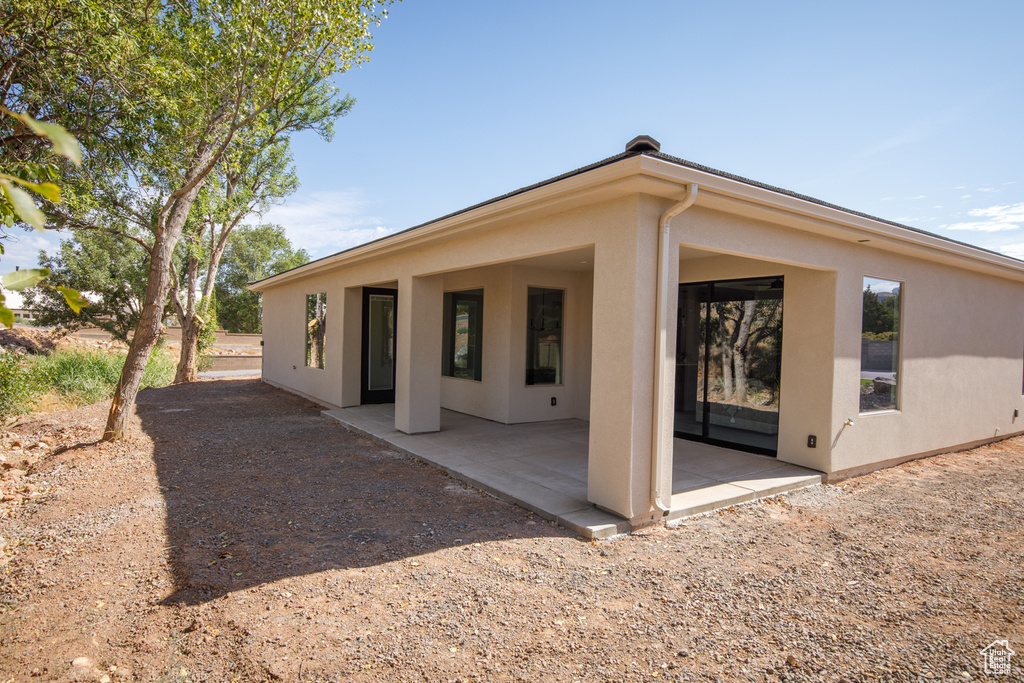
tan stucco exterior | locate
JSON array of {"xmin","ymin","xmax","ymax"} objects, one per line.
[{"xmin": 253, "ymin": 148, "xmax": 1024, "ymax": 524}]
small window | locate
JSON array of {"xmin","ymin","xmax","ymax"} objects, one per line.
[
  {"xmin": 306, "ymin": 292, "xmax": 327, "ymax": 369},
  {"xmin": 860, "ymin": 277, "xmax": 901, "ymax": 412},
  {"xmin": 443, "ymin": 289, "xmax": 483, "ymax": 381},
  {"xmin": 526, "ymin": 287, "xmax": 563, "ymax": 385}
]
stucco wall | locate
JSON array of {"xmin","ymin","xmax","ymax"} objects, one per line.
[
  {"xmin": 673, "ymin": 252, "xmax": 837, "ymax": 473},
  {"xmin": 260, "ymin": 184, "xmax": 1024, "ymax": 521},
  {"xmin": 829, "ymin": 249, "xmax": 1024, "ymax": 473},
  {"xmin": 260, "ymin": 196, "xmax": 626, "ymax": 422},
  {"xmin": 663, "ymin": 200, "xmax": 1024, "ymax": 475}
]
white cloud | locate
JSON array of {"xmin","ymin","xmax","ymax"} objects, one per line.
[
  {"xmin": 977, "ymin": 187, "xmax": 997, "ymax": 193},
  {"xmin": 945, "ymin": 202, "xmax": 1024, "ymax": 232},
  {"xmin": 1, "ymin": 230, "xmax": 62, "ymax": 271},
  {"xmin": 960, "ymin": 194, "xmax": 973, "ymax": 199},
  {"xmin": 998, "ymin": 244, "xmax": 1024, "ymax": 260},
  {"xmin": 262, "ymin": 190, "xmax": 395, "ymax": 259}
]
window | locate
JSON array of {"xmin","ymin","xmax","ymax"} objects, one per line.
[
  {"xmin": 306, "ymin": 292, "xmax": 327, "ymax": 369},
  {"xmin": 443, "ymin": 289, "xmax": 483, "ymax": 381},
  {"xmin": 860, "ymin": 277, "xmax": 901, "ymax": 412},
  {"xmin": 526, "ymin": 287, "xmax": 563, "ymax": 385}
]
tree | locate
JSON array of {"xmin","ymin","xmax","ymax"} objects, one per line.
[
  {"xmin": 0, "ymin": 106, "xmax": 87, "ymax": 325},
  {"xmin": 24, "ymin": 229, "xmax": 157, "ymax": 341},
  {"xmin": 169, "ymin": 135, "xmax": 300, "ymax": 383},
  {"xmin": 215, "ymin": 223, "xmax": 309, "ymax": 334},
  {"xmin": 861, "ymin": 285, "xmax": 899, "ymax": 337},
  {"xmin": 712, "ymin": 297, "xmax": 782, "ymax": 406},
  {"xmin": 5, "ymin": 1, "xmax": 388, "ymax": 438},
  {"xmin": 1, "ymin": 1, "xmax": 156, "ymax": 326},
  {"xmin": 60, "ymin": 0, "xmax": 386, "ymax": 440}
]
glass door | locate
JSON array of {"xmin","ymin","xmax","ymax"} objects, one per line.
[
  {"xmin": 361, "ymin": 287, "xmax": 397, "ymax": 404},
  {"xmin": 675, "ymin": 277, "xmax": 784, "ymax": 455}
]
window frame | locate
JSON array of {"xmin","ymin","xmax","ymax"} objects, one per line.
[
  {"xmin": 859, "ymin": 275, "xmax": 902, "ymax": 414},
  {"xmin": 305, "ymin": 291, "xmax": 327, "ymax": 370},
  {"xmin": 442, "ymin": 288, "xmax": 484, "ymax": 382},
  {"xmin": 525, "ymin": 286, "xmax": 565, "ymax": 386}
]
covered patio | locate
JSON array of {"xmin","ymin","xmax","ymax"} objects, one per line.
[{"xmin": 323, "ymin": 405, "xmax": 822, "ymax": 538}]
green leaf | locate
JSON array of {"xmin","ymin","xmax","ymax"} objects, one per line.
[
  {"xmin": 20, "ymin": 115, "xmax": 82, "ymax": 166},
  {"xmin": 0, "ymin": 174, "xmax": 61, "ymax": 202},
  {"xmin": 1, "ymin": 268, "xmax": 49, "ymax": 291},
  {"xmin": 55, "ymin": 286, "xmax": 90, "ymax": 313},
  {"xmin": 29, "ymin": 181, "xmax": 61, "ymax": 202},
  {"xmin": 0, "ymin": 305, "xmax": 13, "ymax": 328},
  {"xmin": 0, "ymin": 179, "xmax": 46, "ymax": 230}
]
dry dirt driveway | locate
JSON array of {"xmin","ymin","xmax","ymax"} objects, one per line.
[{"xmin": 0, "ymin": 378, "xmax": 1021, "ymax": 682}]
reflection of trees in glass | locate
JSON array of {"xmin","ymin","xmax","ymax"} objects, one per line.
[
  {"xmin": 707, "ymin": 298, "xmax": 782, "ymax": 408},
  {"xmin": 860, "ymin": 280, "xmax": 900, "ymax": 411},
  {"xmin": 306, "ymin": 292, "xmax": 327, "ymax": 369},
  {"xmin": 861, "ymin": 285, "xmax": 900, "ymax": 340},
  {"xmin": 526, "ymin": 288, "xmax": 563, "ymax": 385}
]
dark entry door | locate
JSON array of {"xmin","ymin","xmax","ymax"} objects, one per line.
[
  {"xmin": 675, "ymin": 276, "xmax": 784, "ymax": 455},
  {"xmin": 361, "ymin": 287, "xmax": 397, "ymax": 404}
]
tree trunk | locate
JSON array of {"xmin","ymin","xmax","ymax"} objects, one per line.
[
  {"xmin": 716, "ymin": 303, "xmax": 734, "ymax": 401},
  {"xmin": 103, "ymin": 177, "xmax": 210, "ymax": 441},
  {"xmin": 102, "ymin": 280, "xmax": 167, "ymax": 441},
  {"xmin": 733, "ymin": 300, "xmax": 757, "ymax": 404},
  {"xmin": 174, "ymin": 257, "xmax": 201, "ymax": 384},
  {"xmin": 174, "ymin": 230, "xmax": 229, "ymax": 383},
  {"xmin": 174, "ymin": 318, "xmax": 203, "ymax": 383}
]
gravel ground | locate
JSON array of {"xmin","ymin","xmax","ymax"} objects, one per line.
[{"xmin": 0, "ymin": 378, "xmax": 1020, "ymax": 682}]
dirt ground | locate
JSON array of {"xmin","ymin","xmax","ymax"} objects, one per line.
[{"xmin": 0, "ymin": 379, "xmax": 1020, "ymax": 683}]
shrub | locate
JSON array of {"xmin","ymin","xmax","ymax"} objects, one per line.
[
  {"xmin": 0, "ymin": 351, "xmax": 45, "ymax": 423},
  {"xmin": 33, "ymin": 347, "xmax": 176, "ymax": 406}
]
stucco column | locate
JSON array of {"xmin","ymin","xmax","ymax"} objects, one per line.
[
  {"xmin": 395, "ymin": 273, "xmax": 443, "ymax": 434},
  {"xmin": 587, "ymin": 210, "xmax": 662, "ymax": 523},
  {"xmin": 340, "ymin": 286, "xmax": 362, "ymax": 407}
]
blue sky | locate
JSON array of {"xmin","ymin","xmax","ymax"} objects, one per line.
[{"xmin": 6, "ymin": 0, "xmax": 1024, "ymax": 268}]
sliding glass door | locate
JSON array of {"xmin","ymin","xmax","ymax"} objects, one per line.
[{"xmin": 675, "ymin": 277, "xmax": 784, "ymax": 455}]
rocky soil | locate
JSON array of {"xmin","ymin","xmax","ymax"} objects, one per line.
[
  {"xmin": 0, "ymin": 379, "xmax": 1020, "ymax": 682},
  {"xmin": 0, "ymin": 326, "xmax": 127, "ymax": 356}
]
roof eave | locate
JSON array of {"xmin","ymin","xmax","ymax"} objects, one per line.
[{"xmin": 250, "ymin": 151, "xmax": 1024, "ymax": 290}]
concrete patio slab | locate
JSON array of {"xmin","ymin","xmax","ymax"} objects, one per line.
[{"xmin": 323, "ymin": 406, "xmax": 822, "ymax": 539}]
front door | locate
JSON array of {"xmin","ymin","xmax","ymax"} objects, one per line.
[
  {"xmin": 361, "ymin": 287, "xmax": 397, "ymax": 404},
  {"xmin": 674, "ymin": 276, "xmax": 784, "ymax": 455}
]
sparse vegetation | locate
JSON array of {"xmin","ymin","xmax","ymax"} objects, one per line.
[
  {"xmin": 0, "ymin": 352, "xmax": 45, "ymax": 423},
  {"xmin": 0, "ymin": 346, "xmax": 175, "ymax": 423}
]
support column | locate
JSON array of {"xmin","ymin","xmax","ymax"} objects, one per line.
[
  {"xmin": 395, "ymin": 273, "xmax": 443, "ymax": 434},
  {"xmin": 586, "ymin": 211, "xmax": 663, "ymax": 523},
  {"xmin": 340, "ymin": 286, "xmax": 362, "ymax": 407}
]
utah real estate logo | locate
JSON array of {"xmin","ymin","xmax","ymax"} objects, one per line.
[{"xmin": 981, "ymin": 640, "xmax": 1014, "ymax": 676}]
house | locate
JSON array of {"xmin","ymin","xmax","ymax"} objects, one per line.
[
  {"xmin": 0, "ymin": 287, "xmax": 39, "ymax": 323},
  {"xmin": 251, "ymin": 136, "xmax": 1024, "ymax": 531}
]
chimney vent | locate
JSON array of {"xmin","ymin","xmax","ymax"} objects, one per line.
[{"xmin": 625, "ymin": 135, "xmax": 661, "ymax": 153}]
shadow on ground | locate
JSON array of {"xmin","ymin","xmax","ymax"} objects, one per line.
[{"xmin": 135, "ymin": 380, "xmax": 568, "ymax": 606}]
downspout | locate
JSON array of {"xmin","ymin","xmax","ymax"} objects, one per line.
[{"xmin": 651, "ymin": 183, "xmax": 698, "ymax": 514}]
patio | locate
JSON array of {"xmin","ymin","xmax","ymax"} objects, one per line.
[{"xmin": 323, "ymin": 405, "xmax": 822, "ymax": 538}]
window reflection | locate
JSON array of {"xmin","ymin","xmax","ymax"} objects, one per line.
[{"xmin": 860, "ymin": 277, "xmax": 901, "ymax": 412}]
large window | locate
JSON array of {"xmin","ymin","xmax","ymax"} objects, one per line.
[
  {"xmin": 443, "ymin": 289, "xmax": 483, "ymax": 381},
  {"xmin": 675, "ymin": 277, "xmax": 784, "ymax": 455},
  {"xmin": 860, "ymin": 277, "xmax": 901, "ymax": 412},
  {"xmin": 526, "ymin": 287, "xmax": 563, "ymax": 385},
  {"xmin": 306, "ymin": 292, "xmax": 327, "ymax": 369}
]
